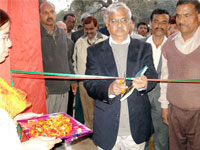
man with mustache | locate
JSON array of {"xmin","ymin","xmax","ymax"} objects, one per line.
[
  {"xmin": 137, "ymin": 22, "xmax": 149, "ymax": 38},
  {"xmin": 159, "ymin": 0, "xmax": 200, "ymax": 149},
  {"xmin": 63, "ymin": 13, "xmax": 76, "ymax": 39},
  {"xmin": 84, "ymin": 2, "xmax": 157, "ymax": 150},
  {"xmin": 145, "ymin": 9, "xmax": 170, "ymax": 150},
  {"xmin": 72, "ymin": 16, "xmax": 107, "ymax": 149},
  {"xmin": 40, "ymin": 2, "xmax": 76, "ymax": 149}
]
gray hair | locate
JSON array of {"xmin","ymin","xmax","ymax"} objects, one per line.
[{"xmin": 103, "ymin": 2, "xmax": 132, "ymax": 24}]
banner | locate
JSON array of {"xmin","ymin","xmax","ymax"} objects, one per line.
[{"xmin": 0, "ymin": 0, "xmax": 46, "ymax": 115}]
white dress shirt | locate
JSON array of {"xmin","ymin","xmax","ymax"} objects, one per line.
[{"xmin": 146, "ymin": 35, "xmax": 167, "ymax": 69}]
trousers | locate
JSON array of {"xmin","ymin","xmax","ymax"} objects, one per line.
[
  {"xmin": 169, "ymin": 104, "xmax": 200, "ymax": 150},
  {"xmin": 79, "ymin": 81, "xmax": 95, "ymax": 130},
  {"xmin": 98, "ymin": 135, "xmax": 145, "ymax": 150},
  {"xmin": 46, "ymin": 92, "xmax": 69, "ymax": 114}
]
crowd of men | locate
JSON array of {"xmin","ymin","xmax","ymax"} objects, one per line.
[{"xmin": 39, "ymin": 0, "xmax": 200, "ymax": 150}]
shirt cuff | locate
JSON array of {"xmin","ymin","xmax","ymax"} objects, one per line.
[
  {"xmin": 161, "ymin": 103, "xmax": 169, "ymax": 109},
  {"xmin": 109, "ymin": 94, "xmax": 116, "ymax": 99},
  {"xmin": 138, "ymin": 83, "xmax": 147, "ymax": 91}
]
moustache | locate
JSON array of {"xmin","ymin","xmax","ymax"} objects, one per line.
[
  {"xmin": 155, "ymin": 27, "xmax": 164, "ymax": 31},
  {"xmin": 115, "ymin": 27, "xmax": 125, "ymax": 31},
  {"xmin": 47, "ymin": 17, "xmax": 53, "ymax": 22},
  {"xmin": 86, "ymin": 32, "xmax": 93, "ymax": 35}
]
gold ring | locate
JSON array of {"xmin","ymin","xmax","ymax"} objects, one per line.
[{"xmin": 121, "ymin": 88, "xmax": 125, "ymax": 94}]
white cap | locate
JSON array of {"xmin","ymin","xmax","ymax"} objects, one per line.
[{"xmin": 80, "ymin": 12, "xmax": 92, "ymax": 22}]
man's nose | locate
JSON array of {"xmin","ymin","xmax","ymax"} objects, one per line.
[{"xmin": 6, "ymin": 38, "xmax": 12, "ymax": 48}]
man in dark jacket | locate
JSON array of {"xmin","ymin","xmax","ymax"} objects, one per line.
[
  {"xmin": 71, "ymin": 12, "xmax": 91, "ymax": 43},
  {"xmin": 84, "ymin": 2, "xmax": 157, "ymax": 150}
]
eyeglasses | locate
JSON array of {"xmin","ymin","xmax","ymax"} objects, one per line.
[{"xmin": 110, "ymin": 18, "xmax": 128, "ymax": 25}]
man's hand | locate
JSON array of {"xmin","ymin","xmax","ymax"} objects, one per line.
[
  {"xmin": 71, "ymin": 83, "xmax": 77, "ymax": 95},
  {"xmin": 108, "ymin": 80, "xmax": 128, "ymax": 96},
  {"xmin": 132, "ymin": 75, "xmax": 147, "ymax": 90},
  {"xmin": 162, "ymin": 108, "xmax": 169, "ymax": 126}
]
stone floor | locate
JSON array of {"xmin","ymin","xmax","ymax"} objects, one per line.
[{"xmin": 71, "ymin": 136, "xmax": 97, "ymax": 150}]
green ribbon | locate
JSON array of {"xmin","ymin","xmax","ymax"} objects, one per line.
[
  {"xmin": 10, "ymin": 70, "xmax": 130, "ymax": 79},
  {"xmin": 10, "ymin": 70, "xmax": 200, "ymax": 87},
  {"xmin": 10, "ymin": 70, "xmax": 132, "ymax": 86}
]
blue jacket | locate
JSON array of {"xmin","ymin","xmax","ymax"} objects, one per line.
[{"xmin": 84, "ymin": 38, "xmax": 157, "ymax": 150}]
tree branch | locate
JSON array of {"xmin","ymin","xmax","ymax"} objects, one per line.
[
  {"xmin": 95, "ymin": 0, "xmax": 107, "ymax": 7},
  {"xmin": 91, "ymin": 6, "xmax": 104, "ymax": 14}
]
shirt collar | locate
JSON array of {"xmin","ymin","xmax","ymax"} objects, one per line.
[
  {"xmin": 172, "ymin": 25, "xmax": 200, "ymax": 42},
  {"xmin": 83, "ymin": 32, "xmax": 104, "ymax": 45},
  {"xmin": 87, "ymin": 33, "xmax": 98, "ymax": 45},
  {"xmin": 109, "ymin": 35, "xmax": 130, "ymax": 45},
  {"xmin": 147, "ymin": 35, "xmax": 167, "ymax": 48},
  {"xmin": 82, "ymin": 31, "xmax": 103, "ymax": 39},
  {"xmin": 41, "ymin": 23, "xmax": 58, "ymax": 38}
]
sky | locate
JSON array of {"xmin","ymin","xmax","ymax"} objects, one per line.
[{"xmin": 48, "ymin": 0, "xmax": 73, "ymax": 13}]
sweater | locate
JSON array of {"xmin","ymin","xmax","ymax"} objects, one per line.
[
  {"xmin": 40, "ymin": 24, "xmax": 74, "ymax": 94},
  {"xmin": 162, "ymin": 36, "xmax": 200, "ymax": 110}
]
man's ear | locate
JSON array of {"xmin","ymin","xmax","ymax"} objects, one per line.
[
  {"xmin": 150, "ymin": 21, "xmax": 152, "ymax": 29},
  {"xmin": 105, "ymin": 23, "xmax": 108, "ymax": 28}
]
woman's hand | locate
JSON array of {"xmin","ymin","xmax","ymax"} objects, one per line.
[
  {"xmin": 13, "ymin": 112, "xmax": 43, "ymax": 124},
  {"xmin": 22, "ymin": 137, "xmax": 62, "ymax": 150}
]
